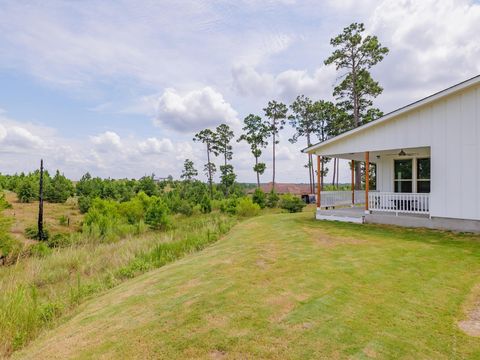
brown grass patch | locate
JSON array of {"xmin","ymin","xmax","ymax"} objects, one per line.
[
  {"xmin": 3, "ymin": 191, "xmax": 83, "ymax": 245},
  {"xmin": 302, "ymin": 226, "xmax": 365, "ymax": 247},
  {"xmin": 459, "ymin": 283, "xmax": 480, "ymax": 337}
]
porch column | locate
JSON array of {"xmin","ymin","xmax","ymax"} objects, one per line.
[
  {"xmin": 316, "ymin": 155, "xmax": 321, "ymax": 208},
  {"xmin": 365, "ymin": 151, "xmax": 370, "ymax": 214},
  {"xmin": 351, "ymin": 160, "xmax": 355, "ymax": 206}
]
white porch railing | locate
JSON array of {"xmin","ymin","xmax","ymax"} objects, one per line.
[
  {"xmin": 368, "ymin": 192, "xmax": 430, "ymax": 214},
  {"xmin": 320, "ymin": 190, "xmax": 365, "ymax": 208}
]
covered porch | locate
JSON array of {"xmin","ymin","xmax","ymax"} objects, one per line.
[{"xmin": 315, "ymin": 146, "xmax": 431, "ymax": 223}]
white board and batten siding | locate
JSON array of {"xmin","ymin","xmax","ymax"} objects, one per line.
[{"xmin": 310, "ymin": 82, "xmax": 480, "ymax": 221}]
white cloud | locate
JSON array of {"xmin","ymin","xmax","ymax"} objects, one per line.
[
  {"xmin": 138, "ymin": 137, "xmax": 174, "ymax": 154},
  {"xmin": 368, "ymin": 0, "xmax": 480, "ymax": 110},
  {"xmin": 232, "ymin": 64, "xmax": 336, "ymax": 102},
  {"xmin": 154, "ymin": 87, "xmax": 239, "ymax": 132},
  {"xmin": 4, "ymin": 126, "xmax": 45, "ymax": 149},
  {"xmin": 0, "ymin": 124, "xmax": 7, "ymax": 142},
  {"xmin": 90, "ymin": 131, "xmax": 122, "ymax": 152}
]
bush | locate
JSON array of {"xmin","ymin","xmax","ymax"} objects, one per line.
[
  {"xmin": 118, "ymin": 196, "xmax": 146, "ymax": 224},
  {"xmin": 25, "ymin": 225, "xmax": 50, "ymax": 240},
  {"xmin": 82, "ymin": 198, "xmax": 121, "ymax": 238},
  {"xmin": 0, "ymin": 193, "xmax": 12, "ymax": 210},
  {"xmin": 29, "ymin": 242, "xmax": 52, "ymax": 258},
  {"xmin": 266, "ymin": 190, "xmax": 279, "ymax": 208},
  {"xmin": 58, "ymin": 215, "xmax": 69, "ymax": 226},
  {"xmin": 236, "ymin": 197, "xmax": 260, "ymax": 217},
  {"xmin": 200, "ymin": 195, "xmax": 212, "ymax": 214},
  {"xmin": 17, "ymin": 179, "xmax": 37, "ymax": 203},
  {"xmin": 78, "ymin": 196, "xmax": 92, "ymax": 214},
  {"xmin": 47, "ymin": 233, "xmax": 72, "ymax": 248},
  {"xmin": 279, "ymin": 194, "xmax": 306, "ymax": 213},
  {"xmin": 145, "ymin": 197, "xmax": 170, "ymax": 230},
  {"xmin": 252, "ymin": 188, "xmax": 266, "ymax": 209},
  {"xmin": 44, "ymin": 170, "xmax": 75, "ymax": 203},
  {"xmin": 219, "ymin": 198, "xmax": 238, "ymax": 215},
  {"xmin": 177, "ymin": 200, "xmax": 193, "ymax": 216}
]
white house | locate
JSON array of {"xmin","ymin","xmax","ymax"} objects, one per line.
[{"xmin": 303, "ymin": 75, "xmax": 480, "ymax": 232}]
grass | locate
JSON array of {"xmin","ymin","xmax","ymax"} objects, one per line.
[
  {"xmin": 3, "ymin": 191, "xmax": 83, "ymax": 245},
  {"xmin": 0, "ymin": 212, "xmax": 236, "ymax": 357},
  {"xmin": 13, "ymin": 211, "xmax": 480, "ymax": 359}
]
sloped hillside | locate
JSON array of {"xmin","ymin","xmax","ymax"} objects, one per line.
[{"xmin": 16, "ymin": 213, "xmax": 480, "ymax": 359}]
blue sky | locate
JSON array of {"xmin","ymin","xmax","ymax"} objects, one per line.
[{"xmin": 0, "ymin": 0, "xmax": 479, "ymax": 182}]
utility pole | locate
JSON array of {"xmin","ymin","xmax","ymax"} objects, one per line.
[{"xmin": 38, "ymin": 159, "xmax": 45, "ymax": 241}]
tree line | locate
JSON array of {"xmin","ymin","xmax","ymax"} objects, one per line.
[{"xmin": 191, "ymin": 23, "xmax": 388, "ymax": 193}]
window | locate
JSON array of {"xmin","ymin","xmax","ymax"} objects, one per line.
[
  {"xmin": 417, "ymin": 158, "xmax": 430, "ymax": 193},
  {"xmin": 394, "ymin": 159, "xmax": 412, "ymax": 193}
]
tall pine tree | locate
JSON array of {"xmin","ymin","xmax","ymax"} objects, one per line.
[{"xmin": 324, "ymin": 23, "xmax": 388, "ymax": 188}]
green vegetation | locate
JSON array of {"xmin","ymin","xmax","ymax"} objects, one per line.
[
  {"xmin": 13, "ymin": 212, "xmax": 480, "ymax": 359},
  {"xmin": 0, "ymin": 212, "xmax": 236, "ymax": 357},
  {"xmin": 279, "ymin": 193, "xmax": 307, "ymax": 213}
]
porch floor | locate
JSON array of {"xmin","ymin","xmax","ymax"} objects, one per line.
[{"xmin": 316, "ymin": 206, "xmax": 430, "ymax": 226}]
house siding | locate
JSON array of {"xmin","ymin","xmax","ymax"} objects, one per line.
[{"xmin": 313, "ymin": 83, "xmax": 480, "ymax": 221}]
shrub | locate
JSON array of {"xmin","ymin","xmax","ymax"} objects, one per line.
[
  {"xmin": 145, "ymin": 197, "xmax": 170, "ymax": 230},
  {"xmin": 25, "ymin": 225, "xmax": 50, "ymax": 240},
  {"xmin": 219, "ymin": 197, "xmax": 238, "ymax": 215},
  {"xmin": 58, "ymin": 215, "xmax": 69, "ymax": 226},
  {"xmin": 279, "ymin": 194, "xmax": 306, "ymax": 213},
  {"xmin": 78, "ymin": 196, "xmax": 92, "ymax": 214},
  {"xmin": 17, "ymin": 179, "xmax": 37, "ymax": 203},
  {"xmin": 29, "ymin": 242, "xmax": 52, "ymax": 258},
  {"xmin": 200, "ymin": 195, "xmax": 212, "ymax": 214},
  {"xmin": 82, "ymin": 198, "xmax": 121, "ymax": 237},
  {"xmin": 236, "ymin": 197, "xmax": 260, "ymax": 217},
  {"xmin": 0, "ymin": 193, "xmax": 12, "ymax": 210},
  {"xmin": 177, "ymin": 200, "xmax": 193, "ymax": 216},
  {"xmin": 47, "ymin": 233, "xmax": 72, "ymax": 248},
  {"xmin": 44, "ymin": 170, "xmax": 75, "ymax": 203},
  {"xmin": 266, "ymin": 190, "xmax": 279, "ymax": 208},
  {"xmin": 252, "ymin": 188, "xmax": 266, "ymax": 209},
  {"xmin": 118, "ymin": 197, "xmax": 145, "ymax": 224}
]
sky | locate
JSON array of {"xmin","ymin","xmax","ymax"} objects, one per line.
[{"xmin": 0, "ymin": 0, "xmax": 479, "ymax": 183}]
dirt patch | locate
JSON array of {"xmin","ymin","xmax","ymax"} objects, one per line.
[
  {"xmin": 209, "ymin": 349, "xmax": 227, "ymax": 359},
  {"xmin": 459, "ymin": 283, "xmax": 480, "ymax": 337},
  {"xmin": 267, "ymin": 292, "xmax": 298, "ymax": 323},
  {"xmin": 302, "ymin": 226, "xmax": 365, "ymax": 247}
]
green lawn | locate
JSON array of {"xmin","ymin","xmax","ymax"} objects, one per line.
[{"xmin": 16, "ymin": 212, "xmax": 480, "ymax": 359}]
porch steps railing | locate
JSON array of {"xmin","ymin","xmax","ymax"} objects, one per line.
[{"xmin": 368, "ymin": 192, "xmax": 430, "ymax": 215}]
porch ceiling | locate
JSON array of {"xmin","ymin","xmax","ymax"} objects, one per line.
[{"xmin": 321, "ymin": 146, "xmax": 430, "ymax": 161}]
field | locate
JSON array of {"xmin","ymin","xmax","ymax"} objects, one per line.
[
  {"xmin": 3, "ymin": 191, "xmax": 83, "ymax": 245},
  {"xmin": 0, "ymin": 198, "xmax": 236, "ymax": 357},
  {"xmin": 14, "ymin": 211, "xmax": 480, "ymax": 359}
]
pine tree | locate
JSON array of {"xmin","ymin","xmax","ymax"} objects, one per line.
[
  {"xmin": 263, "ymin": 101, "xmax": 288, "ymax": 192},
  {"xmin": 238, "ymin": 114, "xmax": 269, "ymax": 188},
  {"xmin": 324, "ymin": 22, "xmax": 388, "ymax": 188}
]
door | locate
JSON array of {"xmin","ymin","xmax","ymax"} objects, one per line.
[{"xmin": 394, "ymin": 159, "xmax": 413, "ymax": 193}]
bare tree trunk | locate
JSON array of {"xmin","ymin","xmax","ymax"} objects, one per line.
[
  {"xmin": 255, "ymin": 156, "xmax": 260, "ymax": 188},
  {"xmin": 272, "ymin": 130, "xmax": 276, "ymax": 192},
  {"xmin": 207, "ymin": 144, "xmax": 213, "ymax": 198},
  {"xmin": 38, "ymin": 159, "xmax": 44, "ymax": 241}
]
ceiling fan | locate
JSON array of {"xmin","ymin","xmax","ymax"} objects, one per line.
[{"xmin": 383, "ymin": 149, "xmax": 419, "ymax": 157}]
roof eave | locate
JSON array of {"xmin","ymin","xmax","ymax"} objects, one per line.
[{"xmin": 302, "ymin": 74, "xmax": 480, "ymax": 155}]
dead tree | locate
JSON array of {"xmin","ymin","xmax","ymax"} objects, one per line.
[{"xmin": 38, "ymin": 159, "xmax": 45, "ymax": 241}]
